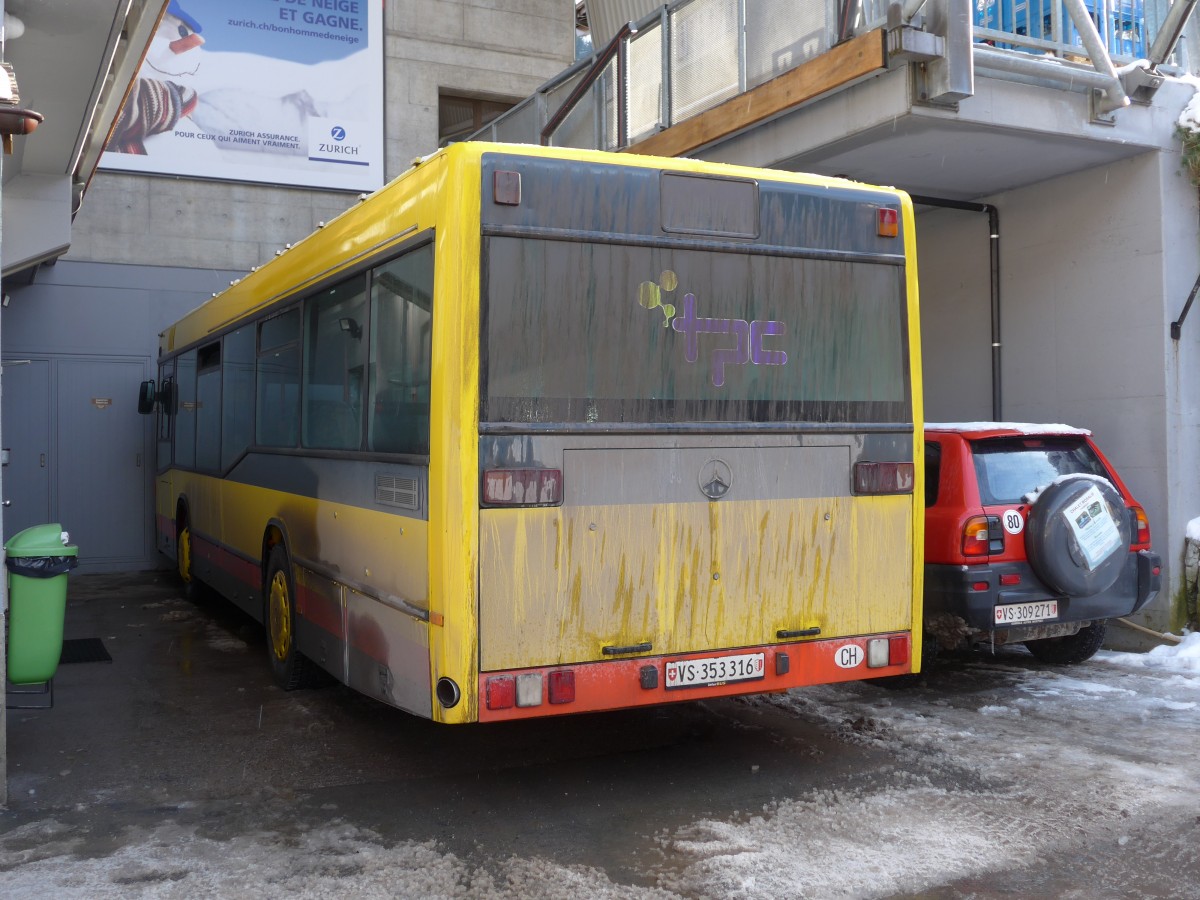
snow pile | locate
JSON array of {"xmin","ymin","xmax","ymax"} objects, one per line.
[
  {"xmin": 1179, "ymin": 89, "xmax": 1200, "ymax": 134},
  {"xmin": 1097, "ymin": 630, "xmax": 1200, "ymax": 672}
]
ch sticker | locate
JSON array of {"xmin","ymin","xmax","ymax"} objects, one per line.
[{"xmin": 834, "ymin": 644, "xmax": 864, "ymax": 669}]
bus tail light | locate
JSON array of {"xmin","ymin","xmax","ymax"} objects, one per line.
[
  {"xmin": 1131, "ymin": 505, "xmax": 1150, "ymax": 547},
  {"xmin": 877, "ymin": 207, "xmax": 899, "ymax": 238},
  {"xmin": 888, "ymin": 635, "xmax": 909, "ymax": 666},
  {"xmin": 853, "ymin": 461, "xmax": 914, "ymax": 495},
  {"xmin": 482, "ymin": 468, "xmax": 563, "ymax": 506}
]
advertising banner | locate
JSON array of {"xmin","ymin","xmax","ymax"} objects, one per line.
[{"xmin": 100, "ymin": 0, "xmax": 384, "ymax": 192}]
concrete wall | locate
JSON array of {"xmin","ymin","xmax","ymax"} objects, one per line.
[
  {"xmin": 66, "ymin": 0, "xmax": 574, "ymax": 272},
  {"xmin": 1161, "ymin": 141, "xmax": 1200, "ymax": 634},
  {"xmin": 917, "ymin": 206, "xmax": 994, "ymax": 421},
  {"xmin": 2, "ymin": 261, "xmax": 241, "ymax": 572}
]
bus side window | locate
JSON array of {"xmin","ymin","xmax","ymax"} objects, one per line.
[
  {"xmin": 369, "ymin": 243, "xmax": 433, "ymax": 456},
  {"xmin": 156, "ymin": 364, "xmax": 175, "ymax": 471},
  {"xmin": 175, "ymin": 350, "xmax": 198, "ymax": 470},
  {"xmin": 257, "ymin": 308, "xmax": 301, "ymax": 448},
  {"xmin": 222, "ymin": 326, "xmax": 255, "ymax": 470},
  {"xmin": 303, "ymin": 274, "xmax": 369, "ymax": 451},
  {"xmin": 195, "ymin": 341, "xmax": 222, "ymax": 472}
]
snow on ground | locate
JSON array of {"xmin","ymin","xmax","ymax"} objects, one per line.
[
  {"xmin": 650, "ymin": 643, "xmax": 1200, "ymax": 898},
  {"xmin": 3, "ymin": 640, "xmax": 1197, "ymax": 898},
  {"xmin": 0, "ymin": 819, "xmax": 671, "ymax": 900}
]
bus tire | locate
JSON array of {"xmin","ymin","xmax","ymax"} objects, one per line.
[
  {"xmin": 1025, "ymin": 619, "xmax": 1107, "ymax": 665},
  {"xmin": 177, "ymin": 519, "xmax": 204, "ymax": 603},
  {"xmin": 264, "ymin": 544, "xmax": 318, "ymax": 690}
]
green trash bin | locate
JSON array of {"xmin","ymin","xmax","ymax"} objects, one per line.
[{"xmin": 6, "ymin": 523, "xmax": 78, "ymax": 684}]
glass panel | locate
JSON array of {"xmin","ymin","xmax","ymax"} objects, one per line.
[
  {"xmin": 484, "ymin": 237, "xmax": 909, "ymax": 425},
  {"xmin": 971, "ymin": 438, "xmax": 1109, "ymax": 505},
  {"xmin": 156, "ymin": 360, "xmax": 175, "ymax": 470},
  {"xmin": 303, "ymin": 275, "xmax": 369, "ymax": 450},
  {"xmin": 670, "ymin": 0, "xmax": 739, "ymax": 122},
  {"xmin": 369, "ymin": 244, "xmax": 434, "ymax": 455},
  {"xmin": 257, "ymin": 310, "xmax": 300, "ymax": 448},
  {"xmin": 745, "ymin": 0, "xmax": 829, "ymax": 90},
  {"xmin": 627, "ymin": 24, "xmax": 663, "ymax": 143},
  {"xmin": 175, "ymin": 351, "xmax": 197, "ymax": 468},
  {"xmin": 222, "ymin": 326, "xmax": 256, "ymax": 469},
  {"xmin": 195, "ymin": 342, "xmax": 221, "ymax": 473}
]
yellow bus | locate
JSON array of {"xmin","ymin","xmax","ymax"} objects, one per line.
[{"xmin": 140, "ymin": 142, "xmax": 923, "ymax": 723}]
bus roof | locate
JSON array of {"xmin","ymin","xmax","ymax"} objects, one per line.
[{"xmin": 160, "ymin": 142, "xmax": 913, "ymax": 358}]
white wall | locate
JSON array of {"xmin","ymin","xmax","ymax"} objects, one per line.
[{"xmin": 917, "ymin": 206, "xmax": 993, "ymax": 421}]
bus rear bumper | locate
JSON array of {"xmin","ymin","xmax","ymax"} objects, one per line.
[{"xmin": 475, "ymin": 632, "xmax": 912, "ymax": 722}]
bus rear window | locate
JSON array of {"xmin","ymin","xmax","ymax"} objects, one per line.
[{"xmin": 482, "ymin": 237, "xmax": 909, "ymax": 425}]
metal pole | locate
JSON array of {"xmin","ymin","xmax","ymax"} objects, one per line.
[
  {"xmin": 1148, "ymin": 0, "xmax": 1200, "ymax": 65},
  {"xmin": 1063, "ymin": 0, "xmax": 1131, "ymax": 111}
]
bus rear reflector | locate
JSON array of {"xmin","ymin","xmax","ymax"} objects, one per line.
[
  {"xmin": 482, "ymin": 468, "xmax": 563, "ymax": 506},
  {"xmin": 548, "ymin": 670, "xmax": 575, "ymax": 704},
  {"xmin": 888, "ymin": 636, "xmax": 909, "ymax": 666},
  {"xmin": 853, "ymin": 462, "xmax": 914, "ymax": 495},
  {"xmin": 486, "ymin": 676, "xmax": 515, "ymax": 709}
]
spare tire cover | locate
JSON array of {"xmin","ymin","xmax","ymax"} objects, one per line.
[{"xmin": 1024, "ymin": 475, "xmax": 1130, "ymax": 597}]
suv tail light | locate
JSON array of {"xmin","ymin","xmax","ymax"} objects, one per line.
[
  {"xmin": 962, "ymin": 515, "xmax": 1004, "ymax": 558},
  {"xmin": 1130, "ymin": 505, "xmax": 1150, "ymax": 547},
  {"xmin": 482, "ymin": 468, "xmax": 563, "ymax": 507},
  {"xmin": 853, "ymin": 461, "xmax": 914, "ymax": 495}
]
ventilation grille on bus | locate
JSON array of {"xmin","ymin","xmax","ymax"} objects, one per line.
[{"xmin": 376, "ymin": 474, "xmax": 420, "ymax": 510}]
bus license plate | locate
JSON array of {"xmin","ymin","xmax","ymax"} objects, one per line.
[
  {"xmin": 664, "ymin": 653, "xmax": 765, "ymax": 690},
  {"xmin": 994, "ymin": 600, "xmax": 1058, "ymax": 624}
]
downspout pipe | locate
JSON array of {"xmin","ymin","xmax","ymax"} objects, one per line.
[{"xmin": 910, "ymin": 194, "xmax": 1003, "ymax": 421}]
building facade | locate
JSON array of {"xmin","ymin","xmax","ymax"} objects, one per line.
[{"xmin": 2, "ymin": 0, "xmax": 575, "ymax": 573}]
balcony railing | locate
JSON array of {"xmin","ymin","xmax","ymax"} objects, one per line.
[{"xmin": 469, "ymin": 0, "xmax": 1187, "ymax": 151}]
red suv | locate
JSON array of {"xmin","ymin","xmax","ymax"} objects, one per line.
[{"xmin": 923, "ymin": 424, "xmax": 1161, "ymax": 664}]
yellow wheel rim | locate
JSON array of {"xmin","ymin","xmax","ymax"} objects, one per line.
[
  {"xmin": 178, "ymin": 526, "xmax": 193, "ymax": 583},
  {"xmin": 269, "ymin": 569, "xmax": 292, "ymax": 662}
]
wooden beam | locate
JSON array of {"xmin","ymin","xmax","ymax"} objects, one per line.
[{"xmin": 625, "ymin": 29, "xmax": 887, "ymax": 159}]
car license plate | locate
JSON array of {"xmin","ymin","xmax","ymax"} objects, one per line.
[
  {"xmin": 994, "ymin": 600, "xmax": 1058, "ymax": 624},
  {"xmin": 664, "ymin": 653, "xmax": 765, "ymax": 689}
]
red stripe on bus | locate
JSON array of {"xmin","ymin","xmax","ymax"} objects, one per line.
[
  {"xmin": 191, "ymin": 533, "xmax": 260, "ymax": 591},
  {"xmin": 296, "ymin": 581, "xmax": 345, "ymax": 640},
  {"xmin": 476, "ymin": 634, "xmax": 912, "ymax": 722}
]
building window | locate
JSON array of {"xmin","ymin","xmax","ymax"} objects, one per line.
[{"xmin": 439, "ymin": 92, "xmax": 515, "ymax": 145}]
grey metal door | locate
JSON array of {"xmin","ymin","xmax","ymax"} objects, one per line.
[
  {"xmin": 1, "ymin": 358, "xmax": 52, "ymax": 535},
  {"xmin": 56, "ymin": 358, "xmax": 148, "ymax": 569}
]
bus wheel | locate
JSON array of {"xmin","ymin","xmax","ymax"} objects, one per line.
[
  {"xmin": 177, "ymin": 521, "xmax": 203, "ymax": 602},
  {"xmin": 264, "ymin": 545, "xmax": 317, "ymax": 690}
]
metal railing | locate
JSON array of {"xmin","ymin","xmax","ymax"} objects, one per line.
[{"xmin": 468, "ymin": 0, "xmax": 1188, "ymax": 150}]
